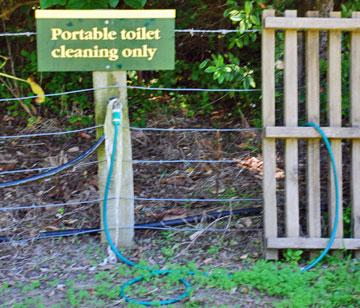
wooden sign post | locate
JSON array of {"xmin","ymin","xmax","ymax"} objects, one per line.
[{"xmin": 36, "ymin": 9, "xmax": 175, "ymax": 248}]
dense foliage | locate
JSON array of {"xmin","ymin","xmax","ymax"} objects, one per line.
[{"xmin": 1, "ymin": 0, "xmax": 359, "ymax": 128}]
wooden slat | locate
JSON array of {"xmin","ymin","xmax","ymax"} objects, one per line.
[
  {"xmin": 267, "ymin": 237, "xmax": 360, "ymax": 250},
  {"xmin": 284, "ymin": 10, "xmax": 299, "ymax": 238},
  {"xmin": 264, "ymin": 16, "xmax": 360, "ymax": 31},
  {"xmin": 265, "ymin": 127, "xmax": 360, "ymax": 139},
  {"xmin": 328, "ymin": 12, "xmax": 343, "ymax": 239},
  {"xmin": 306, "ymin": 11, "xmax": 321, "ymax": 240},
  {"xmin": 262, "ymin": 9, "xmax": 278, "ymax": 260},
  {"xmin": 351, "ymin": 12, "xmax": 360, "ymax": 257}
]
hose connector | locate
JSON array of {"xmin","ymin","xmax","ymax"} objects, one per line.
[{"xmin": 109, "ymin": 97, "xmax": 122, "ymax": 125}]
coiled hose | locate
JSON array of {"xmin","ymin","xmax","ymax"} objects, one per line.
[
  {"xmin": 103, "ymin": 107, "xmax": 191, "ymax": 306},
  {"xmin": 103, "ymin": 118, "xmax": 341, "ymax": 304}
]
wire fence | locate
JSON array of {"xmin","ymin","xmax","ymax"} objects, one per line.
[
  {"xmin": 0, "ymin": 28, "xmax": 260, "ymax": 37},
  {"xmin": 0, "ymin": 26, "xmax": 263, "ymax": 103},
  {"xmin": 0, "ymin": 125, "xmax": 260, "ymax": 177},
  {"xmin": 0, "ymin": 26, "xmax": 263, "ymax": 243}
]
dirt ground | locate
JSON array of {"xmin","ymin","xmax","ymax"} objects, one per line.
[{"xmin": 0, "ymin": 112, "xmax": 273, "ymax": 307}]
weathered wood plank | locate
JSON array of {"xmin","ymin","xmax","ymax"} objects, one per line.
[
  {"xmin": 94, "ymin": 71, "xmax": 134, "ymax": 247},
  {"xmin": 262, "ymin": 9, "xmax": 278, "ymax": 260},
  {"xmin": 267, "ymin": 237, "xmax": 360, "ymax": 250},
  {"xmin": 264, "ymin": 16, "xmax": 360, "ymax": 31},
  {"xmin": 351, "ymin": 12, "xmax": 360, "ymax": 257},
  {"xmin": 284, "ymin": 10, "xmax": 299, "ymax": 238},
  {"xmin": 328, "ymin": 12, "xmax": 343, "ymax": 239},
  {"xmin": 264, "ymin": 127, "xmax": 360, "ymax": 139},
  {"xmin": 306, "ymin": 11, "xmax": 321, "ymax": 240}
]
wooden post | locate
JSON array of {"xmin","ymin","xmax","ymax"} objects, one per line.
[
  {"xmin": 350, "ymin": 12, "xmax": 360, "ymax": 258},
  {"xmin": 305, "ymin": 11, "xmax": 321, "ymax": 259},
  {"xmin": 94, "ymin": 71, "xmax": 134, "ymax": 247},
  {"xmin": 262, "ymin": 9, "xmax": 278, "ymax": 260},
  {"xmin": 328, "ymin": 12, "xmax": 343, "ymax": 239},
  {"xmin": 284, "ymin": 10, "xmax": 300, "ymax": 238}
]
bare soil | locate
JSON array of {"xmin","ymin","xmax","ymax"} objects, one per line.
[{"xmin": 0, "ymin": 113, "xmax": 272, "ymax": 307}]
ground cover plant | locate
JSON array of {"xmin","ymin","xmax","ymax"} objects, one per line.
[
  {"xmin": 1, "ymin": 0, "xmax": 360, "ymax": 307},
  {"xmin": 0, "ymin": 239, "xmax": 359, "ymax": 307}
]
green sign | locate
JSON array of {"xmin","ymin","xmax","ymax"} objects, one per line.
[{"xmin": 36, "ymin": 10, "xmax": 175, "ymax": 72}]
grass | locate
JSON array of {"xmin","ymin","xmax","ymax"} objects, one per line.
[{"xmin": 1, "ymin": 256, "xmax": 359, "ymax": 307}]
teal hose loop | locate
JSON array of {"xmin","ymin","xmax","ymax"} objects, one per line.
[
  {"xmin": 301, "ymin": 122, "xmax": 340, "ymax": 272},
  {"xmin": 103, "ymin": 113, "xmax": 192, "ymax": 306}
]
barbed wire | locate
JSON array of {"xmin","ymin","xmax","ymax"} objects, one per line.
[
  {"xmin": 0, "ymin": 125, "xmax": 260, "ymax": 140},
  {"xmin": 0, "ymin": 84, "xmax": 261, "ymax": 103},
  {"xmin": 0, "ymin": 125, "xmax": 100, "ymax": 139},
  {"xmin": 0, "ymin": 225, "xmax": 238, "ymax": 245},
  {"xmin": 0, "ymin": 196, "xmax": 261, "ymax": 212},
  {"xmin": 0, "ymin": 152, "xmax": 259, "ymax": 177},
  {"xmin": 0, "ymin": 29, "xmax": 260, "ymax": 38},
  {"xmin": 0, "ymin": 198, "xmax": 103, "ymax": 212},
  {"xmin": 0, "ymin": 32, "xmax": 36, "ymax": 37},
  {"xmin": 0, "ymin": 160, "xmax": 103, "ymax": 176},
  {"xmin": 132, "ymin": 158, "xmax": 249, "ymax": 164},
  {"xmin": 130, "ymin": 127, "xmax": 260, "ymax": 132},
  {"xmin": 175, "ymin": 29, "xmax": 260, "ymax": 34},
  {"xmin": 0, "ymin": 154, "xmax": 258, "ymax": 177}
]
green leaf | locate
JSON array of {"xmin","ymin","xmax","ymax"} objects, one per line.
[
  {"xmin": 40, "ymin": 0, "xmax": 66, "ymax": 8},
  {"xmin": 224, "ymin": 66, "xmax": 232, "ymax": 73},
  {"xmin": 109, "ymin": 0, "xmax": 120, "ymax": 7},
  {"xmin": 244, "ymin": 1, "xmax": 252, "ymax": 15},
  {"xmin": 66, "ymin": 0, "xmax": 109, "ymax": 9},
  {"xmin": 199, "ymin": 60, "xmax": 209, "ymax": 69},
  {"xmin": 218, "ymin": 74, "xmax": 225, "ymax": 84},
  {"xmin": 230, "ymin": 14, "xmax": 241, "ymax": 22},
  {"xmin": 205, "ymin": 66, "xmax": 217, "ymax": 73},
  {"xmin": 124, "ymin": 0, "xmax": 147, "ymax": 9},
  {"xmin": 249, "ymin": 78, "xmax": 256, "ymax": 88},
  {"xmin": 239, "ymin": 20, "xmax": 246, "ymax": 33}
]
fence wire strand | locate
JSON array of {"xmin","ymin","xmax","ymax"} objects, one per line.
[
  {"xmin": 0, "ymin": 196, "xmax": 261, "ymax": 212},
  {"xmin": 0, "ymin": 157, "xmax": 252, "ymax": 176},
  {"xmin": 0, "ymin": 125, "xmax": 101, "ymax": 139},
  {"xmin": 0, "ymin": 29, "xmax": 260, "ymax": 37},
  {"xmin": 0, "ymin": 124, "xmax": 259, "ymax": 140},
  {"xmin": 0, "ymin": 85, "xmax": 261, "ymax": 103},
  {"xmin": 130, "ymin": 127, "xmax": 260, "ymax": 132}
]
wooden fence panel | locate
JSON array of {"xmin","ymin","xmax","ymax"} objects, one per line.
[{"xmin": 262, "ymin": 10, "xmax": 360, "ymax": 257}]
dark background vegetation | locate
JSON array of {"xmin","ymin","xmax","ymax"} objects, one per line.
[{"xmin": 1, "ymin": 0, "xmax": 358, "ymax": 130}]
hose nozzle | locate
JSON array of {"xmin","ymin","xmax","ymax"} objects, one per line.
[{"xmin": 109, "ymin": 97, "xmax": 122, "ymax": 125}]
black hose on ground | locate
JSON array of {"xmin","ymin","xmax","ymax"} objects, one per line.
[{"xmin": 0, "ymin": 207, "xmax": 262, "ymax": 243}]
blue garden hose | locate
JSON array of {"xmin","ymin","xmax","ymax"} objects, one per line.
[
  {"xmin": 102, "ymin": 104, "xmax": 192, "ymax": 306},
  {"xmin": 103, "ymin": 110, "xmax": 340, "ymax": 304},
  {"xmin": 302, "ymin": 122, "xmax": 340, "ymax": 272}
]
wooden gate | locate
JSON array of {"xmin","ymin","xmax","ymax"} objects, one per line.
[{"xmin": 262, "ymin": 9, "xmax": 360, "ymax": 259}]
